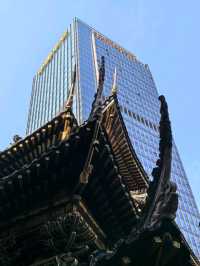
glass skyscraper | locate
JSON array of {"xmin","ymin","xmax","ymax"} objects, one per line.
[{"xmin": 26, "ymin": 18, "xmax": 200, "ymax": 258}]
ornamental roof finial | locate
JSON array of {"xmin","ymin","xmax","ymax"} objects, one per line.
[
  {"xmin": 89, "ymin": 56, "xmax": 105, "ymax": 120},
  {"xmin": 142, "ymin": 95, "xmax": 177, "ymax": 229},
  {"xmin": 111, "ymin": 67, "xmax": 118, "ymax": 95},
  {"xmin": 65, "ymin": 65, "xmax": 76, "ymax": 109}
]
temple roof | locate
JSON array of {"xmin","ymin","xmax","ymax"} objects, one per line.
[
  {"xmin": 0, "ymin": 102, "xmax": 141, "ymax": 243},
  {"xmin": 0, "ymin": 57, "xmax": 198, "ymax": 265}
]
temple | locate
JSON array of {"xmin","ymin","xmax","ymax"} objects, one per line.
[{"xmin": 0, "ymin": 57, "xmax": 199, "ymax": 266}]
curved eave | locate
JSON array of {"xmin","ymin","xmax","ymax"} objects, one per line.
[
  {"xmin": 0, "ymin": 122, "xmax": 94, "ymax": 225},
  {"xmin": 102, "ymin": 95, "xmax": 149, "ymax": 191},
  {"xmin": 0, "ymin": 121, "xmax": 138, "ymax": 241},
  {"xmin": 0, "ymin": 109, "xmax": 77, "ymax": 178},
  {"xmin": 83, "ymin": 125, "xmax": 138, "ymax": 242}
]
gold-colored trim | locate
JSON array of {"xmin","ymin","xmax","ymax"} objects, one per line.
[
  {"xmin": 37, "ymin": 31, "xmax": 68, "ymax": 75},
  {"xmin": 93, "ymin": 31, "xmax": 137, "ymax": 62}
]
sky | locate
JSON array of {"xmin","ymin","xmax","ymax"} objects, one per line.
[{"xmin": 0, "ymin": 0, "xmax": 199, "ymax": 209}]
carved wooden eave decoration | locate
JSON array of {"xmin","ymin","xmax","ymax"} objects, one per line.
[
  {"xmin": 102, "ymin": 94, "xmax": 149, "ymax": 192},
  {"xmin": 0, "ymin": 108, "xmax": 78, "ymax": 179},
  {"xmin": 0, "ymin": 197, "xmax": 105, "ymax": 266}
]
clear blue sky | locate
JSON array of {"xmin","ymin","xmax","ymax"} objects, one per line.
[{"xmin": 0, "ymin": 0, "xmax": 199, "ymax": 209}]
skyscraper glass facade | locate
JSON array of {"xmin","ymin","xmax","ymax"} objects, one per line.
[
  {"xmin": 26, "ymin": 23, "xmax": 79, "ymax": 133},
  {"xmin": 27, "ymin": 18, "xmax": 200, "ymax": 258}
]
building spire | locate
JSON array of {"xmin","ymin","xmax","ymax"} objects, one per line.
[
  {"xmin": 65, "ymin": 65, "xmax": 76, "ymax": 110},
  {"xmin": 111, "ymin": 67, "xmax": 118, "ymax": 95}
]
